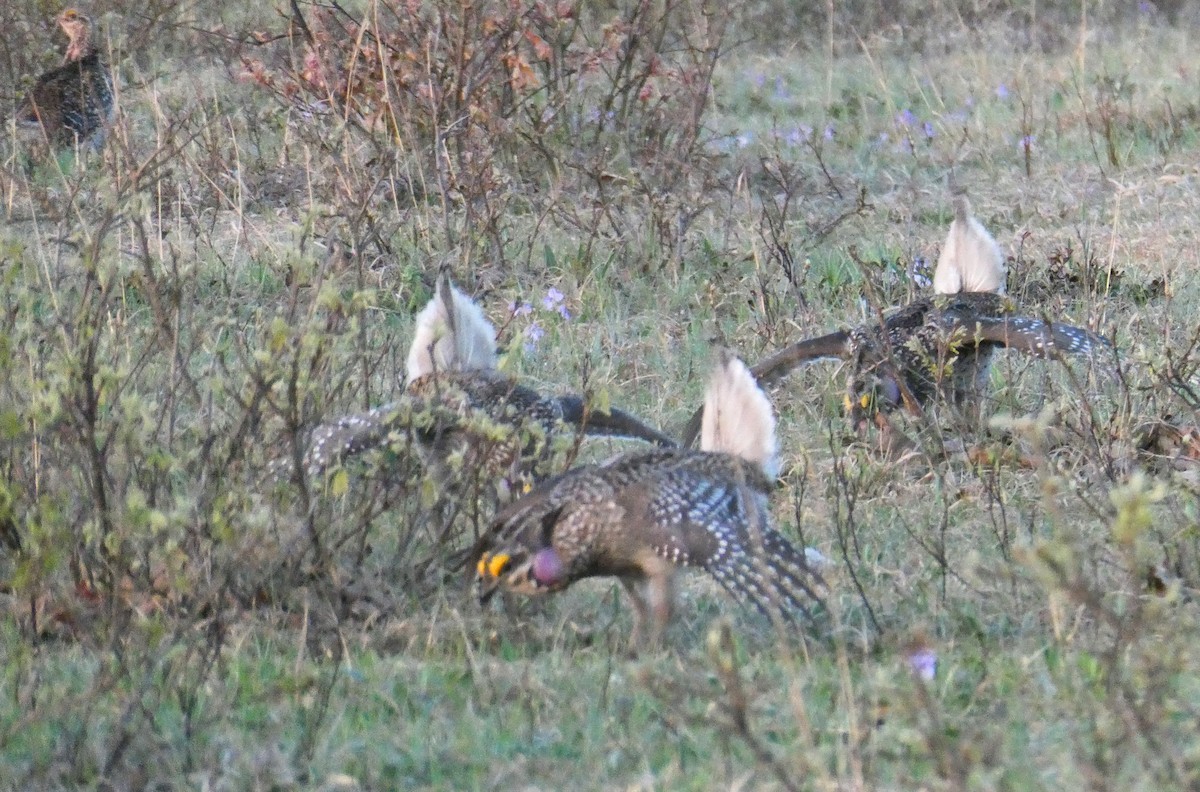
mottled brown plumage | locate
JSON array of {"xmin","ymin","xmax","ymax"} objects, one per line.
[
  {"xmin": 681, "ymin": 293, "xmax": 1109, "ymax": 447},
  {"xmin": 294, "ymin": 274, "xmax": 675, "ymax": 494},
  {"xmin": 829, "ymin": 293, "xmax": 1101, "ymax": 408},
  {"xmin": 15, "ymin": 9, "xmax": 114, "ymax": 152},
  {"xmin": 681, "ymin": 192, "xmax": 1110, "ymax": 448},
  {"xmin": 474, "ymin": 355, "xmax": 824, "ymax": 645}
]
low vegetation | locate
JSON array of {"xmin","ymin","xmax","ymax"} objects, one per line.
[{"xmin": 1, "ymin": 0, "xmax": 1199, "ymax": 789}]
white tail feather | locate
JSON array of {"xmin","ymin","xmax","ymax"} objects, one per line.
[
  {"xmin": 700, "ymin": 354, "xmax": 779, "ymax": 479},
  {"xmin": 932, "ymin": 192, "xmax": 1006, "ymax": 295},
  {"xmin": 405, "ymin": 275, "xmax": 497, "ymax": 384}
]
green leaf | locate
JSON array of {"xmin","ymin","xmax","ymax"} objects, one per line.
[
  {"xmin": 330, "ymin": 469, "xmax": 349, "ymax": 497},
  {"xmin": 269, "ymin": 316, "xmax": 290, "ymax": 354}
]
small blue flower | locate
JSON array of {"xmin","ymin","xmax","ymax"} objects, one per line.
[
  {"xmin": 752, "ymin": 72, "xmax": 766, "ymax": 88},
  {"xmin": 896, "ymin": 109, "xmax": 916, "ymax": 127},
  {"xmin": 783, "ymin": 125, "xmax": 811, "ymax": 146},
  {"xmin": 823, "ymin": 124, "xmax": 835, "ymax": 141},
  {"xmin": 922, "ymin": 121, "xmax": 936, "ymax": 139},
  {"xmin": 539, "ymin": 288, "xmax": 572, "ymax": 321},
  {"xmin": 508, "ymin": 300, "xmax": 533, "ymax": 317},
  {"xmin": 907, "ymin": 648, "xmax": 938, "ymax": 681},
  {"xmin": 1018, "ymin": 134, "xmax": 1036, "ymax": 150},
  {"xmin": 524, "ymin": 322, "xmax": 544, "ymax": 353},
  {"xmin": 996, "ymin": 83, "xmax": 1009, "ymax": 100},
  {"xmin": 1139, "ymin": 0, "xmax": 1154, "ymax": 13}
]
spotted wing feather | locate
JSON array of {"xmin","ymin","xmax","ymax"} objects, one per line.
[{"xmin": 632, "ymin": 468, "xmax": 824, "ymax": 617}]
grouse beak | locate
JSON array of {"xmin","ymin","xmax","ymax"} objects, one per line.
[{"xmin": 475, "ymin": 548, "xmax": 565, "ymax": 598}]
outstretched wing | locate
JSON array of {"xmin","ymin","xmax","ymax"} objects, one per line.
[
  {"xmin": 942, "ymin": 316, "xmax": 1113, "ymax": 360},
  {"xmin": 302, "ymin": 400, "xmax": 416, "ymax": 477},
  {"xmin": 632, "ymin": 467, "xmax": 826, "ymax": 617},
  {"xmin": 555, "ymin": 395, "xmax": 677, "ymax": 448},
  {"xmin": 750, "ymin": 331, "xmax": 853, "ymax": 388}
]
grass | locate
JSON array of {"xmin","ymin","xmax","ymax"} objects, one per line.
[{"xmin": 2, "ymin": 0, "xmax": 1200, "ymax": 789}]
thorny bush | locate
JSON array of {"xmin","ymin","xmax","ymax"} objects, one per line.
[{"xmin": 243, "ymin": 0, "xmax": 733, "ymax": 272}]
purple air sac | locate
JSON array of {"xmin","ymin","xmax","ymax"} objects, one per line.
[{"xmin": 532, "ymin": 547, "xmax": 566, "ymax": 587}]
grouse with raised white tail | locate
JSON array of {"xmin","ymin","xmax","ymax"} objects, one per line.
[
  {"xmin": 474, "ymin": 353, "xmax": 824, "ymax": 645},
  {"xmin": 681, "ymin": 190, "xmax": 1109, "ymax": 447},
  {"xmin": 296, "ymin": 273, "xmax": 675, "ymax": 498}
]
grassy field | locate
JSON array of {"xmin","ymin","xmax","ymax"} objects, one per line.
[{"xmin": 2, "ymin": 1, "xmax": 1200, "ymax": 789}]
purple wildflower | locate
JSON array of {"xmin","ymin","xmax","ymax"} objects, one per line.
[
  {"xmin": 586, "ymin": 107, "xmax": 615, "ymax": 125},
  {"xmin": 1018, "ymin": 134, "xmax": 1036, "ymax": 150},
  {"xmin": 542, "ymin": 287, "xmax": 564, "ymax": 310},
  {"xmin": 524, "ymin": 321, "xmax": 544, "ymax": 353},
  {"xmin": 907, "ymin": 648, "xmax": 938, "ymax": 681},
  {"xmin": 922, "ymin": 120, "xmax": 936, "ymax": 139},
  {"xmin": 896, "ymin": 108, "xmax": 916, "ymax": 127},
  {"xmin": 784, "ymin": 125, "xmax": 811, "ymax": 146},
  {"xmin": 508, "ymin": 300, "xmax": 533, "ymax": 317},
  {"xmin": 823, "ymin": 124, "xmax": 835, "ymax": 141},
  {"xmin": 541, "ymin": 287, "xmax": 572, "ymax": 320},
  {"xmin": 996, "ymin": 83, "xmax": 1009, "ymax": 100}
]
